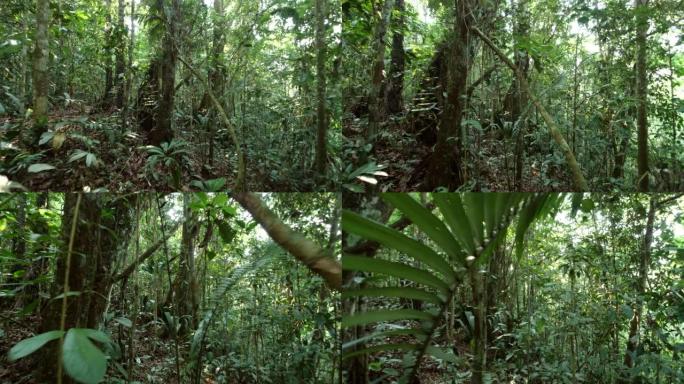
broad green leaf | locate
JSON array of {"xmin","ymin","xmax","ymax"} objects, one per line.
[
  {"xmin": 27, "ymin": 163, "xmax": 56, "ymax": 173},
  {"xmin": 342, "ymin": 287, "xmax": 443, "ymax": 305},
  {"xmin": 63, "ymin": 328, "xmax": 107, "ymax": 384},
  {"xmin": 342, "ymin": 210, "xmax": 453, "ymax": 284},
  {"xmin": 343, "ymin": 255, "xmax": 450, "ymax": 295},
  {"xmin": 342, "ymin": 309, "xmax": 434, "ymax": 328},
  {"xmin": 8, "ymin": 330, "xmax": 64, "ymax": 361},
  {"xmin": 433, "ymin": 194, "xmax": 476, "ymax": 256},
  {"xmin": 381, "ymin": 194, "xmax": 459, "ymax": 283},
  {"xmin": 463, "ymin": 194, "xmax": 485, "ymax": 247},
  {"xmin": 425, "ymin": 346, "xmax": 460, "ymax": 363}
]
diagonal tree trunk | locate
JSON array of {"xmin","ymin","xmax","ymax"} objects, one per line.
[{"xmin": 231, "ymin": 192, "xmax": 341, "ymax": 290}]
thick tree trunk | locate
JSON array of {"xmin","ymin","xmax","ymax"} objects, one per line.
[
  {"xmin": 314, "ymin": 0, "xmax": 328, "ymax": 174},
  {"xmin": 367, "ymin": 0, "xmax": 393, "ymax": 141},
  {"xmin": 386, "ymin": 0, "xmax": 405, "ymax": 115},
  {"xmin": 424, "ymin": 0, "xmax": 475, "ymax": 190},
  {"xmin": 152, "ymin": 0, "xmax": 179, "ymax": 145},
  {"xmin": 635, "ymin": 0, "xmax": 649, "ymax": 191},
  {"xmin": 31, "ymin": 0, "xmax": 50, "ymax": 144},
  {"xmin": 38, "ymin": 194, "xmax": 134, "ymax": 382}
]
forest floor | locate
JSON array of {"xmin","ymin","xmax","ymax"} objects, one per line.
[
  {"xmin": 345, "ymin": 116, "xmax": 573, "ymax": 192},
  {"xmin": 1, "ymin": 111, "xmax": 328, "ymax": 192},
  {"xmin": 0, "ymin": 309, "xmax": 212, "ymax": 384}
]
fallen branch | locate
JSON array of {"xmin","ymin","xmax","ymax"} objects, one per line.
[
  {"xmin": 470, "ymin": 25, "xmax": 589, "ymax": 191},
  {"xmin": 114, "ymin": 221, "xmax": 182, "ymax": 283}
]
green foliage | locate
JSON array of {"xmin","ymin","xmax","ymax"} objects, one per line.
[
  {"xmin": 7, "ymin": 330, "xmax": 64, "ymax": 361},
  {"xmin": 342, "ymin": 193, "xmax": 560, "ymax": 380},
  {"xmin": 142, "ymin": 140, "xmax": 191, "ymax": 188},
  {"xmin": 7, "ymin": 328, "xmax": 113, "ymax": 384}
]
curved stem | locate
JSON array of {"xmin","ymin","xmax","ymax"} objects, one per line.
[{"xmin": 57, "ymin": 193, "xmax": 82, "ymax": 384}]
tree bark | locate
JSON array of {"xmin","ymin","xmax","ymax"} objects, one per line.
[
  {"xmin": 115, "ymin": 0, "xmax": 127, "ymax": 108},
  {"xmin": 174, "ymin": 195, "xmax": 199, "ymax": 335},
  {"xmin": 424, "ymin": 0, "xmax": 475, "ymax": 190},
  {"xmin": 151, "ymin": 0, "xmax": 179, "ymax": 145},
  {"xmin": 367, "ymin": 0, "xmax": 394, "ymax": 141},
  {"xmin": 386, "ymin": 0, "xmax": 405, "ymax": 115},
  {"xmin": 31, "ymin": 0, "xmax": 50, "ymax": 144},
  {"xmin": 635, "ymin": 0, "xmax": 649, "ymax": 191},
  {"xmin": 38, "ymin": 194, "xmax": 134, "ymax": 382},
  {"xmin": 231, "ymin": 192, "xmax": 341, "ymax": 290},
  {"xmin": 102, "ymin": 0, "xmax": 114, "ymax": 107},
  {"xmin": 314, "ymin": 0, "xmax": 328, "ymax": 174}
]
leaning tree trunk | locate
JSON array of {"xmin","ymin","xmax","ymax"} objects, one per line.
[
  {"xmin": 635, "ymin": 0, "xmax": 649, "ymax": 191},
  {"xmin": 30, "ymin": 0, "xmax": 50, "ymax": 145},
  {"xmin": 314, "ymin": 0, "xmax": 328, "ymax": 174},
  {"xmin": 385, "ymin": 0, "xmax": 405, "ymax": 115}
]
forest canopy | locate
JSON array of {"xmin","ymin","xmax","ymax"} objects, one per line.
[
  {"xmin": 0, "ymin": 192, "xmax": 341, "ymax": 383},
  {"xmin": 342, "ymin": 193, "xmax": 684, "ymax": 383}
]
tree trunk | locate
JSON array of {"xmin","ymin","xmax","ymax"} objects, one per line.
[
  {"xmin": 635, "ymin": 0, "xmax": 649, "ymax": 191},
  {"xmin": 31, "ymin": 0, "xmax": 50, "ymax": 145},
  {"xmin": 174, "ymin": 195, "xmax": 199, "ymax": 335},
  {"xmin": 367, "ymin": 0, "xmax": 393, "ymax": 141},
  {"xmin": 471, "ymin": 264, "xmax": 487, "ymax": 384},
  {"xmin": 115, "ymin": 0, "xmax": 126, "ymax": 108},
  {"xmin": 622, "ymin": 197, "xmax": 655, "ymax": 381},
  {"xmin": 152, "ymin": 0, "xmax": 179, "ymax": 145},
  {"xmin": 204, "ymin": 0, "xmax": 225, "ymax": 166},
  {"xmin": 314, "ymin": 0, "xmax": 328, "ymax": 174},
  {"xmin": 38, "ymin": 194, "xmax": 134, "ymax": 382},
  {"xmin": 504, "ymin": 0, "xmax": 530, "ymax": 189},
  {"xmin": 424, "ymin": 0, "xmax": 476, "ymax": 190},
  {"xmin": 386, "ymin": 0, "xmax": 405, "ymax": 115},
  {"xmin": 102, "ymin": 0, "xmax": 114, "ymax": 107}
]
